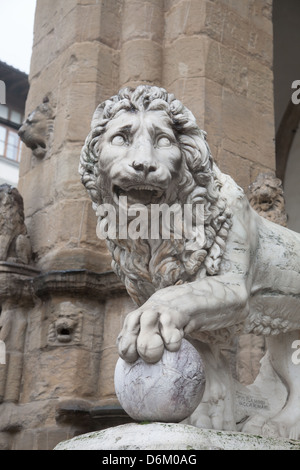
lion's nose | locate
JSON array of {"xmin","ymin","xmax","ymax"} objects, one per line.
[
  {"xmin": 18, "ymin": 126, "xmax": 25, "ymax": 138},
  {"xmin": 131, "ymin": 160, "xmax": 157, "ymax": 175}
]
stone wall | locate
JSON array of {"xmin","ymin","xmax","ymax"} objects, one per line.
[{"xmin": 0, "ymin": 0, "xmax": 276, "ymax": 450}]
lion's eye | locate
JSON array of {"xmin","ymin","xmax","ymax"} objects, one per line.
[
  {"xmin": 157, "ymin": 136, "xmax": 172, "ymax": 148},
  {"xmin": 111, "ymin": 134, "xmax": 126, "ymax": 146}
]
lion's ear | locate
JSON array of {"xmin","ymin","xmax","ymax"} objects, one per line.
[{"xmin": 91, "ymin": 104, "xmax": 105, "ymax": 128}]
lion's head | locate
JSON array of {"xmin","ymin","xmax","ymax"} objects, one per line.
[
  {"xmin": 248, "ymin": 172, "xmax": 287, "ymax": 227},
  {"xmin": 79, "ymin": 85, "xmax": 232, "ymax": 305},
  {"xmin": 48, "ymin": 302, "xmax": 82, "ymax": 345},
  {"xmin": 18, "ymin": 96, "xmax": 55, "ymax": 159}
]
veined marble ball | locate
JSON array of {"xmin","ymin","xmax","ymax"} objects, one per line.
[{"xmin": 114, "ymin": 339, "xmax": 206, "ymax": 423}]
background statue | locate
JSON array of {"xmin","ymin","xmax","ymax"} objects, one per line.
[
  {"xmin": 248, "ymin": 172, "xmax": 288, "ymax": 227},
  {"xmin": 80, "ymin": 85, "xmax": 300, "ymax": 440},
  {"xmin": 18, "ymin": 95, "xmax": 55, "ymax": 159},
  {"xmin": 0, "ymin": 184, "xmax": 31, "ymax": 264}
]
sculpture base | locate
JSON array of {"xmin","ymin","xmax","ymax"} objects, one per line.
[{"xmin": 54, "ymin": 422, "xmax": 300, "ymax": 450}]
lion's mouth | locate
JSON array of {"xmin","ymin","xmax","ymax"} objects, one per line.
[
  {"xmin": 114, "ymin": 185, "xmax": 165, "ymax": 205},
  {"xmin": 259, "ymin": 198, "xmax": 273, "ymax": 210},
  {"xmin": 56, "ymin": 324, "xmax": 73, "ymax": 343}
]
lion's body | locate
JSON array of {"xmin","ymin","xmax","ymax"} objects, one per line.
[
  {"xmin": 217, "ymin": 170, "xmax": 300, "ymax": 336},
  {"xmin": 0, "ymin": 184, "xmax": 31, "ymax": 264},
  {"xmin": 80, "ymin": 85, "xmax": 300, "ymax": 439}
]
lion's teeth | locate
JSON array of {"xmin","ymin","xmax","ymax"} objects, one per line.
[{"xmin": 134, "ymin": 186, "xmax": 153, "ymax": 191}]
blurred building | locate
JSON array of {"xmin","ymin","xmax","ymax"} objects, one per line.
[{"xmin": 0, "ymin": 61, "xmax": 29, "ymax": 186}]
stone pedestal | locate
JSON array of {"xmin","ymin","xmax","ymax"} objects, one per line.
[{"xmin": 54, "ymin": 422, "xmax": 300, "ymax": 451}]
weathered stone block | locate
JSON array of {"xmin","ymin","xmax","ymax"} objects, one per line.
[
  {"xmin": 203, "ymin": 78, "xmax": 223, "ymax": 158},
  {"xmin": 220, "ymin": 88, "xmax": 275, "ymax": 169},
  {"xmin": 0, "ymin": 432, "xmax": 12, "ymax": 450},
  {"xmin": 4, "ymin": 353, "xmax": 23, "ymax": 403},
  {"xmin": 36, "ymin": 427, "xmax": 70, "ymax": 451},
  {"xmin": 203, "ymin": 0, "xmax": 227, "ymax": 43},
  {"xmin": 164, "ymin": 0, "xmax": 206, "ymax": 43},
  {"xmin": 102, "ymin": 296, "xmax": 135, "ymax": 350},
  {"xmin": 217, "ymin": 150, "xmax": 252, "ymax": 191},
  {"xmin": 163, "ymin": 36, "xmax": 207, "ymax": 86},
  {"xmin": 98, "ymin": 347, "xmax": 119, "ymax": 398},
  {"xmin": 33, "ymin": 0, "xmax": 76, "ymax": 46},
  {"xmin": 25, "ymin": 198, "xmax": 109, "ymax": 270},
  {"xmin": 247, "ymin": 25, "xmax": 273, "ymax": 67},
  {"xmin": 97, "ymin": 295, "xmax": 135, "ymax": 399},
  {"xmin": 120, "ymin": 39, "xmax": 162, "ymax": 85},
  {"xmin": 250, "ymin": 0, "xmax": 273, "ymax": 35},
  {"xmin": 122, "ymin": 0, "xmax": 164, "ymax": 43},
  {"xmin": 18, "ymin": 157, "xmax": 55, "ymax": 218},
  {"xmin": 247, "ymin": 60, "xmax": 274, "ymax": 110},
  {"xmin": 12, "ymin": 430, "xmax": 35, "ymax": 451},
  {"xmin": 164, "ymin": 0, "xmax": 184, "ymax": 13},
  {"xmin": 205, "ymin": 41, "xmax": 249, "ymax": 96},
  {"xmin": 21, "ymin": 348, "xmax": 100, "ymax": 402}
]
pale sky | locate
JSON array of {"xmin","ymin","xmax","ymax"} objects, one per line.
[{"xmin": 0, "ymin": 0, "xmax": 37, "ymax": 74}]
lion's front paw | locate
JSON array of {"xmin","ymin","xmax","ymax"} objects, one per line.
[
  {"xmin": 117, "ymin": 303, "xmax": 185, "ymax": 364},
  {"xmin": 262, "ymin": 415, "xmax": 300, "ymax": 440}
]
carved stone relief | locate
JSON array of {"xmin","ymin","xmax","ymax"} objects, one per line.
[
  {"xmin": 248, "ymin": 172, "xmax": 288, "ymax": 227},
  {"xmin": 18, "ymin": 95, "xmax": 55, "ymax": 159},
  {"xmin": 48, "ymin": 302, "xmax": 83, "ymax": 346}
]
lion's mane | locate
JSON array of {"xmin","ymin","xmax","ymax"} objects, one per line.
[{"xmin": 79, "ymin": 86, "xmax": 232, "ymax": 305}]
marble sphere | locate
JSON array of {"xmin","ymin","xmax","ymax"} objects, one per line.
[{"xmin": 114, "ymin": 339, "xmax": 206, "ymax": 422}]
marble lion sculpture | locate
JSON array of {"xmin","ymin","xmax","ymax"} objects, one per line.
[{"xmin": 79, "ymin": 85, "xmax": 300, "ymax": 440}]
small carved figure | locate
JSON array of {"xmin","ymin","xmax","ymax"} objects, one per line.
[
  {"xmin": 80, "ymin": 86, "xmax": 300, "ymax": 440},
  {"xmin": 18, "ymin": 95, "xmax": 55, "ymax": 159},
  {"xmin": 248, "ymin": 172, "xmax": 288, "ymax": 227},
  {"xmin": 0, "ymin": 184, "xmax": 31, "ymax": 264},
  {"xmin": 48, "ymin": 302, "xmax": 82, "ymax": 345}
]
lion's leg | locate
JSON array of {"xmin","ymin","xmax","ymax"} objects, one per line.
[{"xmin": 262, "ymin": 331, "xmax": 300, "ymax": 440}]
